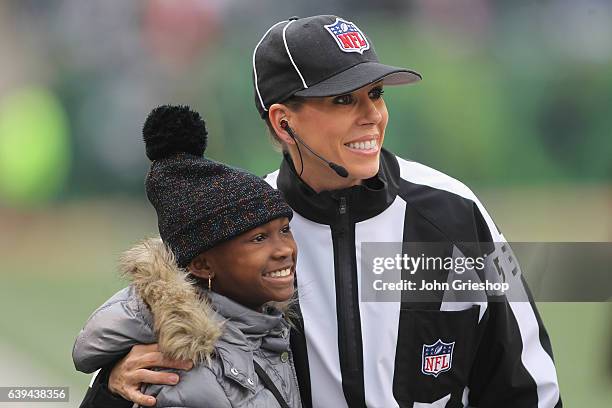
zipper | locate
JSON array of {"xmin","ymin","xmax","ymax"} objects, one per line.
[
  {"xmin": 332, "ymin": 194, "xmax": 367, "ymax": 406},
  {"xmin": 339, "ymin": 196, "xmax": 347, "ymax": 215}
]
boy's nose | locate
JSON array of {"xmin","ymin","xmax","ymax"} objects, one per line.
[{"xmin": 273, "ymin": 241, "xmax": 294, "ymax": 259}]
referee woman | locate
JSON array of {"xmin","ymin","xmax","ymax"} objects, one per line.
[{"xmin": 77, "ymin": 15, "xmax": 561, "ymax": 408}]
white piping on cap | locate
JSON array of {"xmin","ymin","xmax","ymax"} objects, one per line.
[
  {"xmin": 282, "ymin": 20, "xmax": 308, "ymax": 90},
  {"xmin": 253, "ymin": 20, "xmax": 287, "ymax": 112}
]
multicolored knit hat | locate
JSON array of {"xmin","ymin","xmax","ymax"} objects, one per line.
[{"xmin": 143, "ymin": 105, "xmax": 293, "ymax": 267}]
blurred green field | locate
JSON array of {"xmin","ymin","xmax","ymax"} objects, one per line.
[{"xmin": 0, "ymin": 185, "xmax": 610, "ymax": 407}]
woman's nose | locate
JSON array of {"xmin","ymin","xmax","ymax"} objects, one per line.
[{"xmin": 358, "ymin": 98, "xmax": 383, "ymax": 125}]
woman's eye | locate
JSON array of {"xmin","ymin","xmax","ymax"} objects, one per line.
[
  {"xmin": 333, "ymin": 94, "xmax": 354, "ymax": 105},
  {"xmin": 281, "ymin": 225, "xmax": 291, "ymax": 234},
  {"xmin": 369, "ymin": 87, "xmax": 384, "ymax": 99}
]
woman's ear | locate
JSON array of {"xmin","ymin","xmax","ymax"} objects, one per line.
[
  {"xmin": 188, "ymin": 253, "xmax": 214, "ymax": 279},
  {"xmin": 269, "ymin": 104, "xmax": 296, "ymax": 146}
]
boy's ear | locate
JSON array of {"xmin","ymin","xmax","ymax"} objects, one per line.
[{"xmin": 188, "ymin": 253, "xmax": 214, "ymax": 279}]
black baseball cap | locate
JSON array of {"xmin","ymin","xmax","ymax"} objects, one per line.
[{"xmin": 253, "ymin": 15, "xmax": 422, "ymax": 118}]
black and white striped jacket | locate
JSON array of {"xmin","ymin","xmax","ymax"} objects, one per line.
[{"xmin": 266, "ymin": 149, "xmax": 561, "ymax": 408}]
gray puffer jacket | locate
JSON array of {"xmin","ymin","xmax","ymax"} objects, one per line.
[{"xmin": 72, "ymin": 238, "xmax": 302, "ymax": 408}]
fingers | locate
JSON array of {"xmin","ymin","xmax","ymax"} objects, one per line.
[
  {"xmin": 130, "ymin": 346, "xmax": 193, "ymax": 371},
  {"xmin": 129, "ymin": 351, "xmax": 193, "ymax": 371},
  {"xmin": 135, "ymin": 368, "xmax": 180, "ymax": 385},
  {"xmin": 108, "ymin": 367, "xmax": 165, "ymax": 406},
  {"xmin": 116, "ymin": 368, "xmax": 185, "ymax": 407},
  {"xmin": 107, "ymin": 343, "xmax": 193, "ymax": 406},
  {"xmin": 123, "ymin": 389, "xmax": 157, "ymax": 407},
  {"xmin": 156, "ymin": 355, "xmax": 194, "ymax": 371}
]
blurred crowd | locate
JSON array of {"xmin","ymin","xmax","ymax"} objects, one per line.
[{"xmin": 0, "ymin": 0, "xmax": 610, "ymax": 206}]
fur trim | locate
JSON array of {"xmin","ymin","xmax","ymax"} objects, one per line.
[
  {"xmin": 119, "ymin": 237, "xmax": 222, "ymax": 365},
  {"xmin": 264, "ymin": 296, "xmax": 299, "ymax": 329}
]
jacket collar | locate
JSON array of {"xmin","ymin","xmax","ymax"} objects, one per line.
[
  {"xmin": 206, "ymin": 291, "xmax": 290, "ymax": 393},
  {"xmin": 277, "ymin": 148, "xmax": 400, "ymax": 224},
  {"xmin": 207, "ymin": 290, "xmax": 289, "ymax": 353}
]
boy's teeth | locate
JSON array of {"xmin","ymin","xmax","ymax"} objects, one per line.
[
  {"xmin": 264, "ymin": 268, "xmax": 291, "ymax": 278},
  {"xmin": 346, "ymin": 140, "xmax": 377, "ymax": 150}
]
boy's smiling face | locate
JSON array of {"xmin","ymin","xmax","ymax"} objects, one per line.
[{"xmin": 189, "ymin": 217, "xmax": 297, "ymax": 310}]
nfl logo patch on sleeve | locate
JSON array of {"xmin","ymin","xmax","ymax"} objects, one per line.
[
  {"xmin": 422, "ymin": 339, "xmax": 455, "ymax": 377},
  {"xmin": 324, "ymin": 18, "xmax": 370, "ymax": 54}
]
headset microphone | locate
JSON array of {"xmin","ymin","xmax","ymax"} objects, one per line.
[{"xmin": 280, "ymin": 120, "xmax": 349, "ymax": 178}]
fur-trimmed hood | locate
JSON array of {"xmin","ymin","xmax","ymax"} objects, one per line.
[{"xmin": 119, "ymin": 237, "xmax": 223, "ymax": 364}]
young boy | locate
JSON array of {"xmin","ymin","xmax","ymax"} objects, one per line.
[{"xmin": 73, "ymin": 105, "xmax": 301, "ymax": 408}]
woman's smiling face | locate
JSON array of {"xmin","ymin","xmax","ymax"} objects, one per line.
[{"xmin": 271, "ymin": 82, "xmax": 389, "ymax": 192}]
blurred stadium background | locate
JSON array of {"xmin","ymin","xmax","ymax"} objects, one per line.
[{"xmin": 0, "ymin": 1, "xmax": 610, "ymax": 407}]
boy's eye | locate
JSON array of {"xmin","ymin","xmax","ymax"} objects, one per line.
[
  {"xmin": 369, "ymin": 86, "xmax": 384, "ymax": 99},
  {"xmin": 251, "ymin": 234, "xmax": 266, "ymax": 242},
  {"xmin": 332, "ymin": 94, "xmax": 354, "ymax": 105}
]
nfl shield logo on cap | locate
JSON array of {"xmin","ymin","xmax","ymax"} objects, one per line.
[
  {"xmin": 324, "ymin": 18, "xmax": 370, "ymax": 54},
  {"xmin": 421, "ymin": 339, "xmax": 455, "ymax": 377}
]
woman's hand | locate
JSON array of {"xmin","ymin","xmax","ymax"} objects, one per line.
[{"xmin": 108, "ymin": 343, "xmax": 193, "ymax": 407}]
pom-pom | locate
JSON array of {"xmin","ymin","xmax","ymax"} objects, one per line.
[{"xmin": 143, "ymin": 105, "xmax": 208, "ymax": 161}]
